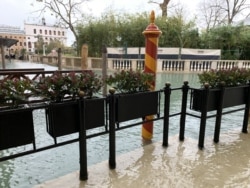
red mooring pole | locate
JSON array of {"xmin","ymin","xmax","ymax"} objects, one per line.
[{"xmin": 142, "ymin": 11, "xmax": 162, "ymax": 140}]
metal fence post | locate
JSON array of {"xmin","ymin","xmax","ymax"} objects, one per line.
[
  {"xmin": 78, "ymin": 99, "xmax": 88, "ymax": 180},
  {"xmin": 242, "ymin": 83, "xmax": 250, "ymax": 133},
  {"xmin": 214, "ymin": 82, "xmax": 225, "ymax": 143},
  {"xmin": 198, "ymin": 83, "xmax": 210, "ymax": 149},
  {"xmin": 57, "ymin": 48, "xmax": 62, "ymax": 71},
  {"xmin": 109, "ymin": 89, "xmax": 116, "ymax": 169},
  {"xmin": 163, "ymin": 83, "xmax": 171, "ymax": 147},
  {"xmin": 179, "ymin": 81, "xmax": 189, "ymax": 141}
]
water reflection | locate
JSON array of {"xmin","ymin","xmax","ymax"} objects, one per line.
[{"xmin": 1, "ymin": 61, "xmax": 58, "ymax": 70}]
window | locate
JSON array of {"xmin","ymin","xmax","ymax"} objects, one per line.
[
  {"xmin": 20, "ymin": 42, "xmax": 22, "ymax": 46},
  {"xmin": 45, "ymin": 30, "xmax": 47, "ymax": 35},
  {"xmin": 40, "ymin": 29, "xmax": 42, "ymax": 34},
  {"xmin": 24, "ymin": 42, "xmax": 26, "ymax": 46},
  {"xmin": 58, "ymin": 31, "xmax": 60, "ymax": 36},
  {"xmin": 49, "ymin": 30, "xmax": 51, "ymax": 35},
  {"xmin": 28, "ymin": 41, "xmax": 31, "ymax": 48},
  {"xmin": 54, "ymin": 30, "xmax": 56, "ymax": 35},
  {"xmin": 62, "ymin": 31, "xmax": 64, "ymax": 36},
  {"xmin": 34, "ymin": 29, "xmax": 36, "ymax": 34}
]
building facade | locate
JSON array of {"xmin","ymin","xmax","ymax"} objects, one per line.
[
  {"xmin": 0, "ymin": 25, "xmax": 26, "ymax": 58},
  {"xmin": 0, "ymin": 18, "xmax": 67, "ymax": 58},
  {"xmin": 24, "ymin": 18, "xmax": 67, "ymax": 54}
]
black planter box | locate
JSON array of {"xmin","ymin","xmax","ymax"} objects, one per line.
[
  {"xmin": 46, "ymin": 100, "xmax": 80, "ymax": 138},
  {"xmin": 83, "ymin": 98, "xmax": 105, "ymax": 130},
  {"xmin": 0, "ymin": 108, "xmax": 35, "ymax": 150},
  {"xmin": 191, "ymin": 85, "xmax": 248, "ymax": 112},
  {"xmin": 115, "ymin": 91, "xmax": 159, "ymax": 122}
]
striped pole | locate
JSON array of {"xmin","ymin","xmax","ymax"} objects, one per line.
[{"xmin": 142, "ymin": 11, "xmax": 161, "ymax": 140}]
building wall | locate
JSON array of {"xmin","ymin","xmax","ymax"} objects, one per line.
[
  {"xmin": 107, "ymin": 47, "xmax": 221, "ymax": 60},
  {"xmin": 0, "ymin": 18, "xmax": 68, "ymax": 57},
  {"xmin": 0, "ymin": 25, "xmax": 26, "ymax": 58},
  {"xmin": 24, "ymin": 20, "xmax": 67, "ymax": 54}
]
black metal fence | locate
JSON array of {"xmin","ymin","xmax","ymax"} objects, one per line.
[{"xmin": 0, "ymin": 70, "xmax": 250, "ymax": 181}]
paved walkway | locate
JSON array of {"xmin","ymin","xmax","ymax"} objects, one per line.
[{"xmin": 34, "ymin": 126, "xmax": 250, "ymax": 188}]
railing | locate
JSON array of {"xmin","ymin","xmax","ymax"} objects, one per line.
[
  {"xmin": 0, "ymin": 68, "xmax": 45, "ymax": 81},
  {"xmin": 1, "ymin": 70, "xmax": 249, "ymax": 181},
  {"xmin": 30, "ymin": 54, "xmax": 250, "ymax": 72}
]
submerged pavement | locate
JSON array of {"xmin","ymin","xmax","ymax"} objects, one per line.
[{"xmin": 34, "ymin": 125, "xmax": 250, "ymax": 188}]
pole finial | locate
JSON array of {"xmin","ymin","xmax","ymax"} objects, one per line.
[{"xmin": 150, "ymin": 10, "xmax": 155, "ymax": 24}]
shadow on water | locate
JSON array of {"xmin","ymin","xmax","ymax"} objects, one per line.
[{"xmin": 0, "ymin": 62, "xmax": 246, "ymax": 187}]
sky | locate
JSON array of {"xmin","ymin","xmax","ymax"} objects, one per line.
[{"xmin": 0, "ymin": 0, "xmax": 200, "ymax": 45}]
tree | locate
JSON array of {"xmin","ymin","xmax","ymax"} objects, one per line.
[
  {"xmin": 77, "ymin": 12, "xmax": 149, "ymax": 57},
  {"xmin": 34, "ymin": 35, "xmax": 45, "ymax": 54},
  {"xmin": 201, "ymin": 25, "xmax": 245, "ymax": 59},
  {"xmin": 148, "ymin": 0, "xmax": 171, "ymax": 17},
  {"xmin": 35, "ymin": 0, "xmax": 89, "ymax": 55},
  {"xmin": 76, "ymin": 10, "xmax": 200, "ymax": 57},
  {"xmin": 164, "ymin": 16, "xmax": 197, "ymax": 58},
  {"xmin": 199, "ymin": 0, "xmax": 250, "ymax": 30},
  {"xmin": 224, "ymin": 0, "xmax": 250, "ymax": 24},
  {"xmin": 198, "ymin": 0, "xmax": 225, "ymax": 31},
  {"xmin": 46, "ymin": 39, "xmax": 64, "ymax": 53}
]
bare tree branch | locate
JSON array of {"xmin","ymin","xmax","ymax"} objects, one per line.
[
  {"xmin": 35, "ymin": 0, "xmax": 89, "ymax": 53},
  {"xmin": 148, "ymin": 0, "xmax": 171, "ymax": 17},
  {"xmin": 199, "ymin": 0, "xmax": 250, "ymax": 30}
]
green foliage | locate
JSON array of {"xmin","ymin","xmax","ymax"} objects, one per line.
[
  {"xmin": 77, "ymin": 12, "xmax": 149, "ymax": 57},
  {"xmin": 77, "ymin": 11, "xmax": 200, "ymax": 57},
  {"xmin": 0, "ymin": 71, "xmax": 103, "ymax": 107},
  {"xmin": 160, "ymin": 16, "xmax": 199, "ymax": 48},
  {"xmin": 0, "ymin": 78, "xmax": 33, "ymax": 107},
  {"xmin": 105, "ymin": 69, "xmax": 154, "ymax": 93},
  {"xmin": 198, "ymin": 68, "xmax": 250, "ymax": 88},
  {"xmin": 35, "ymin": 71, "xmax": 103, "ymax": 102},
  {"xmin": 35, "ymin": 36, "xmax": 65, "ymax": 55},
  {"xmin": 75, "ymin": 11, "xmax": 250, "ymax": 60},
  {"xmin": 46, "ymin": 39, "xmax": 64, "ymax": 54},
  {"xmin": 200, "ymin": 25, "xmax": 250, "ymax": 60}
]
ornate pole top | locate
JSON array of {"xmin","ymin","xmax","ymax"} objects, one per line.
[
  {"xmin": 143, "ymin": 10, "xmax": 161, "ymax": 36},
  {"xmin": 150, "ymin": 11, "xmax": 155, "ymax": 24}
]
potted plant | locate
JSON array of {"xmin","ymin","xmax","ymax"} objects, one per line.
[
  {"xmin": 35, "ymin": 71, "xmax": 103, "ymax": 138},
  {"xmin": 191, "ymin": 67, "xmax": 250, "ymax": 111},
  {"xmin": 106, "ymin": 69, "xmax": 159, "ymax": 123},
  {"xmin": 0, "ymin": 78, "xmax": 35, "ymax": 150},
  {"xmin": 0, "ymin": 78, "xmax": 33, "ymax": 108}
]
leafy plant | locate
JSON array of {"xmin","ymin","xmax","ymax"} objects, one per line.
[
  {"xmin": 34, "ymin": 71, "xmax": 103, "ymax": 102},
  {"xmin": 0, "ymin": 78, "xmax": 33, "ymax": 107},
  {"xmin": 198, "ymin": 67, "xmax": 250, "ymax": 88},
  {"xmin": 105, "ymin": 69, "xmax": 154, "ymax": 93},
  {"xmin": 77, "ymin": 70, "xmax": 103, "ymax": 97}
]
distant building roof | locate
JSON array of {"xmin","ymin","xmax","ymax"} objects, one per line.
[{"xmin": 0, "ymin": 25, "xmax": 25, "ymax": 35}]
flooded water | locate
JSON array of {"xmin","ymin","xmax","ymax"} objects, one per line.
[{"xmin": 0, "ymin": 61, "xmax": 246, "ymax": 188}]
